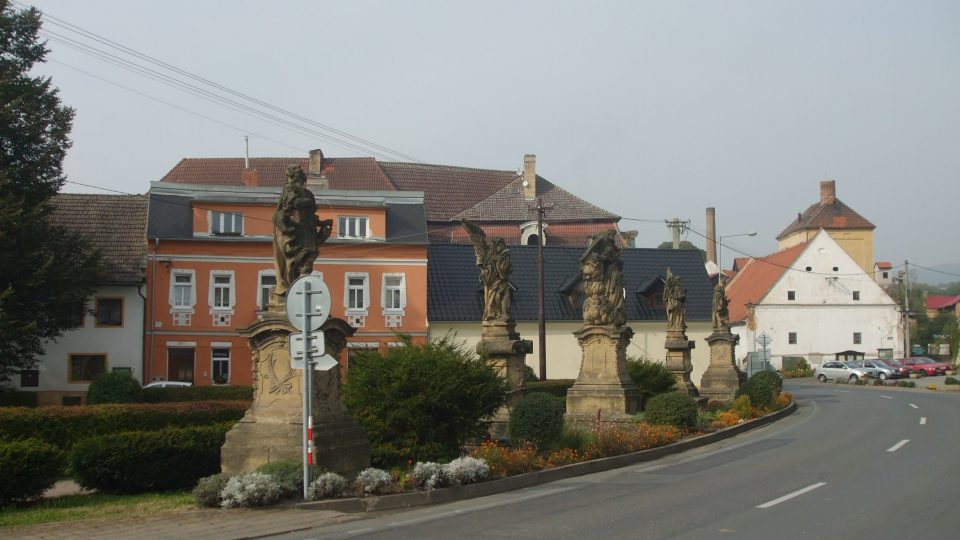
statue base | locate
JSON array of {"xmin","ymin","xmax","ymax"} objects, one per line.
[
  {"xmin": 477, "ymin": 320, "xmax": 532, "ymax": 441},
  {"xmin": 221, "ymin": 311, "xmax": 370, "ymax": 474},
  {"xmin": 565, "ymin": 325, "xmax": 641, "ymax": 420},
  {"xmin": 700, "ymin": 330, "xmax": 743, "ymax": 403},
  {"xmin": 665, "ymin": 331, "xmax": 700, "ymax": 397}
]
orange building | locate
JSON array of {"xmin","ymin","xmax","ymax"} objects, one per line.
[{"xmin": 145, "ymin": 178, "xmax": 428, "ymax": 386}]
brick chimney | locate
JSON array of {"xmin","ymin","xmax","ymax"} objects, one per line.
[
  {"xmin": 706, "ymin": 207, "xmax": 717, "ymax": 265},
  {"xmin": 241, "ymin": 167, "xmax": 260, "ymax": 187},
  {"xmin": 522, "ymin": 154, "xmax": 536, "ymax": 200},
  {"xmin": 307, "ymin": 148, "xmax": 329, "ymax": 189},
  {"xmin": 820, "ymin": 179, "xmax": 836, "ymax": 205}
]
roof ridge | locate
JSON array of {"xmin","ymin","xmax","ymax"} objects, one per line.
[{"xmin": 380, "ymin": 161, "xmax": 518, "ymax": 175}]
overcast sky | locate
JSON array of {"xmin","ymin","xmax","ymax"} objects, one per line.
[{"xmin": 25, "ymin": 0, "xmax": 960, "ymax": 282}]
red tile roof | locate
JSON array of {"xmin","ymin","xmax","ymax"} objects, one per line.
[
  {"xmin": 926, "ymin": 295, "xmax": 960, "ymax": 310},
  {"xmin": 875, "ymin": 261, "xmax": 892, "ymax": 269},
  {"xmin": 725, "ymin": 242, "xmax": 808, "ymax": 322},
  {"xmin": 454, "ymin": 176, "xmax": 618, "ymax": 222},
  {"xmin": 378, "ymin": 162, "xmax": 520, "ymax": 220},
  {"xmin": 776, "ymin": 198, "xmax": 874, "ymax": 240},
  {"xmin": 160, "ymin": 157, "xmax": 397, "ymax": 191}
]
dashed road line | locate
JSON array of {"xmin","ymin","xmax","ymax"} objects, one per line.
[
  {"xmin": 887, "ymin": 439, "xmax": 910, "ymax": 452},
  {"xmin": 909, "ymin": 403, "xmax": 918, "ymax": 409},
  {"xmin": 757, "ymin": 482, "xmax": 827, "ymax": 509},
  {"xmin": 920, "ymin": 417, "xmax": 926, "ymax": 425},
  {"xmin": 880, "ymin": 395, "xmax": 893, "ymax": 399},
  {"xmin": 833, "ymin": 389, "xmax": 850, "ymax": 393}
]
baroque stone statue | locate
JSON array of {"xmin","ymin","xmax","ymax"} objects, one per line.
[
  {"xmin": 463, "ymin": 220, "xmax": 512, "ymax": 322},
  {"xmin": 272, "ymin": 165, "xmax": 333, "ymax": 299},
  {"xmin": 580, "ymin": 230, "xmax": 626, "ymax": 327},
  {"xmin": 712, "ymin": 277, "xmax": 730, "ymax": 331},
  {"xmin": 664, "ymin": 268, "xmax": 687, "ymax": 332}
]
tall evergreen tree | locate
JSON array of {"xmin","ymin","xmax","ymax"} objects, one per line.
[{"xmin": 0, "ymin": 1, "xmax": 101, "ymax": 378}]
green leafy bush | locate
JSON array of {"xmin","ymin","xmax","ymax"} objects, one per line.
[
  {"xmin": 643, "ymin": 392, "xmax": 699, "ymax": 430},
  {"xmin": 342, "ymin": 336, "xmax": 506, "ymax": 468},
  {"xmin": 508, "ymin": 392, "xmax": 565, "ymax": 449},
  {"xmin": 0, "ymin": 401, "xmax": 246, "ymax": 450},
  {"xmin": 255, "ymin": 459, "xmax": 322, "ymax": 499},
  {"xmin": 141, "ymin": 385, "xmax": 253, "ymax": 403},
  {"xmin": 731, "ymin": 395, "xmax": 752, "ymax": 419},
  {"xmin": 0, "ymin": 390, "xmax": 38, "ymax": 408},
  {"xmin": 945, "ymin": 376, "xmax": 959, "ymax": 385},
  {"xmin": 0, "ymin": 438, "xmax": 64, "ymax": 504},
  {"xmin": 86, "ymin": 372, "xmax": 143, "ymax": 404},
  {"xmin": 522, "ymin": 364, "xmax": 539, "ymax": 382},
  {"xmin": 736, "ymin": 372, "xmax": 781, "ymax": 409},
  {"xmin": 626, "ymin": 358, "xmax": 677, "ymax": 401},
  {"xmin": 897, "ymin": 380, "xmax": 917, "ymax": 388},
  {"xmin": 70, "ymin": 423, "xmax": 230, "ymax": 494},
  {"xmin": 521, "ymin": 379, "xmax": 575, "ymax": 399},
  {"xmin": 193, "ymin": 472, "xmax": 233, "ymax": 507}
]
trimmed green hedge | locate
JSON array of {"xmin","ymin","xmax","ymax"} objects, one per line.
[
  {"xmin": 0, "ymin": 390, "xmax": 38, "ymax": 408},
  {"xmin": 87, "ymin": 372, "xmax": 143, "ymax": 404},
  {"xmin": 643, "ymin": 392, "xmax": 699, "ymax": 430},
  {"xmin": 141, "ymin": 385, "xmax": 253, "ymax": 403},
  {"xmin": 509, "ymin": 392, "xmax": 565, "ymax": 448},
  {"xmin": 520, "ymin": 379, "xmax": 575, "ymax": 399},
  {"xmin": 736, "ymin": 371, "xmax": 781, "ymax": 409},
  {"xmin": 0, "ymin": 438, "xmax": 64, "ymax": 504},
  {"xmin": 0, "ymin": 401, "xmax": 246, "ymax": 450},
  {"xmin": 70, "ymin": 423, "xmax": 231, "ymax": 493}
]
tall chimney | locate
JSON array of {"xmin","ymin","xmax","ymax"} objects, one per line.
[
  {"xmin": 706, "ymin": 207, "xmax": 717, "ymax": 265},
  {"xmin": 307, "ymin": 148, "xmax": 329, "ymax": 189},
  {"xmin": 820, "ymin": 179, "xmax": 836, "ymax": 205},
  {"xmin": 523, "ymin": 154, "xmax": 536, "ymax": 200}
]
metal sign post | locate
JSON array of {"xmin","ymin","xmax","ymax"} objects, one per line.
[{"xmin": 285, "ymin": 275, "xmax": 332, "ymax": 500}]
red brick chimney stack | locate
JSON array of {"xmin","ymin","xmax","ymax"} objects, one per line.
[
  {"xmin": 820, "ymin": 179, "xmax": 836, "ymax": 205},
  {"xmin": 307, "ymin": 148, "xmax": 329, "ymax": 189},
  {"xmin": 706, "ymin": 207, "xmax": 717, "ymax": 264},
  {"xmin": 523, "ymin": 154, "xmax": 536, "ymax": 200}
]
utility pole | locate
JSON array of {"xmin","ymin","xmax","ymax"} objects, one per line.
[
  {"xmin": 530, "ymin": 197, "xmax": 552, "ymax": 380},
  {"xmin": 666, "ymin": 218, "xmax": 690, "ymax": 249},
  {"xmin": 902, "ymin": 260, "xmax": 911, "ymax": 358}
]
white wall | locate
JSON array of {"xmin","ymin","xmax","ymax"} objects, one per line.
[{"xmin": 431, "ymin": 320, "xmax": 714, "ymax": 386}]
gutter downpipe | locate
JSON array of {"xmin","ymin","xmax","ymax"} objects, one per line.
[{"xmin": 148, "ymin": 237, "xmax": 159, "ymax": 384}]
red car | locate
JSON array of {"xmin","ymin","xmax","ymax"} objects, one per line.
[
  {"xmin": 898, "ymin": 357, "xmax": 950, "ymax": 376},
  {"xmin": 882, "ymin": 359, "xmax": 912, "ymax": 378}
]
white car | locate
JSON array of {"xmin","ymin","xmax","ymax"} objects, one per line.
[
  {"xmin": 143, "ymin": 381, "xmax": 193, "ymax": 389},
  {"xmin": 814, "ymin": 361, "xmax": 879, "ymax": 382}
]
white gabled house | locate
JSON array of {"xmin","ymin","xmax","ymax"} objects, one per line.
[{"xmin": 726, "ymin": 230, "xmax": 902, "ymax": 368}]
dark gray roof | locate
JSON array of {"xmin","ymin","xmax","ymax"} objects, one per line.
[
  {"xmin": 386, "ymin": 203, "xmax": 428, "ymax": 243},
  {"xmin": 147, "ymin": 194, "xmax": 193, "ymax": 239},
  {"xmin": 428, "ymin": 244, "xmax": 711, "ymax": 322},
  {"xmin": 50, "ymin": 194, "xmax": 147, "ymax": 285},
  {"xmin": 453, "ymin": 176, "xmax": 619, "ymax": 222}
]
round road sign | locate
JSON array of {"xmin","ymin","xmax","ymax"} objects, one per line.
[{"xmin": 285, "ymin": 275, "xmax": 331, "ymax": 332}]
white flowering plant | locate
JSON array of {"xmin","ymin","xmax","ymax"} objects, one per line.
[
  {"xmin": 355, "ymin": 467, "xmax": 393, "ymax": 495},
  {"xmin": 308, "ymin": 472, "xmax": 348, "ymax": 500},
  {"xmin": 444, "ymin": 456, "xmax": 490, "ymax": 486},
  {"xmin": 220, "ymin": 472, "xmax": 282, "ymax": 508}
]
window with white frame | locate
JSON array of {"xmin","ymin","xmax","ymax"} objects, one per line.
[
  {"xmin": 211, "ymin": 211, "xmax": 243, "ymax": 236},
  {"xmin": 169, "ymin": 270, "xmax": 196, "ymax": 325},
  {"xmin": 338, "ymin": 216, "xmax": 369, "ymax": 239},
  {"xmin": 257, "ymin": 271, "xmax": 277, "ymax": 310},
  {"xmin": 210, "ymin": 272, "xmax": 234, "ymax": 310},
  {"xmin": 382, "ymin": 273, "xmax": 406, "ymax": 328},
  {"xmin": 344, "ymin": 273, "xmax": 370, "ymax": 327},
  {"xmin": 212, "ymin": 346, "xmax": 230, "ymax": 384}
]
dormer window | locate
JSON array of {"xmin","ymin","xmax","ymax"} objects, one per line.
[
  {"xmin": 519, "ymin": 221, "xmax": 546, "ymax": 246},
  {"xmin": 211, "ymin": 211, "xmax": 243, "ymax": 236},
  {"xmin": 338, "ymin": 216, "xmax": 369, "ymax": 239}
]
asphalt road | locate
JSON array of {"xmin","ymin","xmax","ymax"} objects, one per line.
[{"xmin": 279, "ymin": 382, "xmax": 960, "ymax": 540}]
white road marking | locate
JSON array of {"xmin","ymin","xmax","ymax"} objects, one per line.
[
  {"xmin": 757, "ymin": 482, "xmax": 827, "ymax": 509},
  {"xmin": 880, "ymin": 395, "xmax": 893, "ymax": 399},
  {"xmin": 833, "ymin": 389, "xmax": 850, "ymax": 393},
  {"xmin": 920, "ymin": 417, "xmax": 926, "ymax": 425},
  {"xmin": 887, "ymin": 439, "xmax": 910, "ymax": 452},
  {"xmin": 909, "ymin": 403, "xmax": 918, "ymax": 409}
]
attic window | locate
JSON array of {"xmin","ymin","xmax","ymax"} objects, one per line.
[
  {"xmin": 852, "ymin": 291, "xmax": 860, "ymax": 301},
  {"xmin": 211, "ymin": 211, "xmax": 243, "ymax": 236},
  {"xmin": 787, "ymin": 291, "xmax": 796, "ymax": 301},
  {"xmin": 833, "ymin": 266, "xmax": 839, "ymax": 272},
  {"xmin": 805, "ymin": 266, "xmax": 812, "ymax": 272}
]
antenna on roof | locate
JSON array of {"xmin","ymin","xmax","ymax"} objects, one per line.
[{"xmin": 244, "ymin": 135, "xmax": 250, "ymax": 169}]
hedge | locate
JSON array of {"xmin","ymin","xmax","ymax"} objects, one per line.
[
  {"xmin": 0, "ymin": 438, "xmax": 64, "ymax": 504},
  {"xmin": 0, "ymin": 401, "xmax": 246, "ymax": 450},
  {"xmin": 141, "ymin": 385, "xmax": 253, "ymax": 403},
  {"xmin": 70, "ymin": 423, "xmax": 231, "ymax": 493},
  {"xmin": 643, "ymin": 392, "xmax": 699, "ymax": 430},
  {"xmin": 86, "ymin": 372, "xmax": 143, "ymax": 404},
  {"xmin": 0, "ymin": 390, "xmax": 38, "ymax": 408},
  {"xmin": 508, "ymin": 392, "xmax": 565, "ymax": 448},
  {"xmin": 520, "ymin": 379, "xmax": 575, "ymax": 399}
]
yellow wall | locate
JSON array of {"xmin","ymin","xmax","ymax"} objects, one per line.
[{"xmin": 779, "ymin": 228, "xmax": 874, "ymax": 274}]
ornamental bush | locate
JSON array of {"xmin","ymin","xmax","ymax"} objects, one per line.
[
  {"xmin": 412, "ymin": 461, "xmax": 449, "ymax": 491},
  {"xmin": 0, "ymin": 438, "xmax": 64, "ymax": 504},
  {"xmin": 355, "ymin": 468, "xmax": 393, "ymax": 495},
  {"xmin": 508, "ymin": 392, "xmax": 565, "ymax": 449},
  {"xmin": 193, "ymin": 472, "xmax": 233, "ymax": 507},
  {"xmin": 308, "ymin": 472, "xmax": 348, "ymax": 500},
  {"xmin": 643, "ymin": 392, "xmax": 699, "ymax": 430},
  {"xmin": 86, "ymin": 372, "xmax": 143, "ymax": 404},
  {"xmin": 255, "ymin": 459, "xmax": 322, "ymax": 499},
  {"xmin": 945, "ymin": 376, "xmax": 959, "ymax": 385},
  {"xmin": 751, "ymin": 370, "xmax": 783, "ymax": 394},
  {"xmin": 220, "ymin": 473, "xmax": 282, "ymax": 508},
  {"xmin": 69, "ymin": 423, "xmax": 230, "ymax": 493},
  {"xmin": 141, "ymin": 385, "xmax": 253, "ymax": 403},
  {"xmin": 736, "ymin": 371, "xmax": 781, "ymax": 410},
  {"xmin": 520, "ymin": 379, "xmax": 575, "ymax": 399},
  {"xmin": 731, "ymin": 395, "xmax": 752, "ymax": 419},
  {"xmin": 445, "ymin": 456, "xmax": 490, "ymax": 485},
  {"xmin": 626, "ymin": 358, "xmax": 677, "ymax": 401},
  {"xmin": 342, "ymin": 336, "xmax": 506, "ymax": 467},
  {"xmin": 0, "ymin": 401, "xmax": 246, "ymax": 450}
]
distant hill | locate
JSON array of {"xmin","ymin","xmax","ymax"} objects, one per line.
[{"xmin": 910, "ymin": 262, "xmax": 960, "ymax": 286}]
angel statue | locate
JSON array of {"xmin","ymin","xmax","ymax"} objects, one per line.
[
  {"xmin": 580, "ymin": 230, "xmax": 627, "ymax": 327},
  {"xmin": 272, "ymin": 165, "xmax": 333, "ymax": 300},
  {"xmin": 663, "ymin": 268, "xmax": 687, "ymax": 332},
  {"xmin": 463, "ymin": 220, "xmax": 512, "ymax": 322}
]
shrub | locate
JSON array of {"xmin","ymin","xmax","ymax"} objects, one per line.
[
  {"xmin": 508, "ymin": 392, "xmax": 565, "ymax": 449},
  {"xmin": 445, "ymin": 456, "xmax": 489, "ymax": 485},
  {"xmin": 469, "ymin": 441, "xmax": 543, "ymax": 477},
  {"xmin": 69, "ymin": 423, "xmax": 230, "ymax": 493},
  {"xmin": 731, "ymin": 395, "xmax": 752, "ymax": 419},
  {"xmin": 897, "ymin": 380, "xmax": 916, "ymax": 388},
  {"xmin": 342, "ymin": 336, "xmax": 506, "ymax": 468},
  {"xmin": 0, "ymin": 401, "xmax": 246, "ymax": 451},
  {"xmin": 0, "ymin": 390, "xmax": 38, "ymax": 408},
  {"xmin": 522, "ymin": 364, "xmax": 539, "ymax": 382},
  {"xmin": 141, "ymin": 385, "xmax": 253, "ymax": 403},
  {"xmin": 643, "ymin": 392, "xmax": 699, "ymax": 430},
  {"xmin": 583, "ymin": 423, "xmax": 680, "ymax": 459},
  {"xmin": 520, "ymin": 379, "xmax": 575, "ymax": 399},
  {"xmin": 0, "ymin": 438, "xmax": 64, "ymax": 505},
  {"xmin": 193, "ymin": 472, "xmax": 233, "ymax": 508},
  {"xmin": 554, "ymin": 426, "xmax": 591, "ymax": 453},
  {"xmin": 412, "ymin": 461, "xmax": 449, "ymax": 490},
  {"xmin": 355, "ymin": 468, "xmax": 393, "ymax": 495},
  {"xmin": 736, "ymin": 372, "xmax": 780, "ymax": 410},
  {"xmin": 771, "ymin": 393, "xmax": 792, "ymax": 411},
  {"xmin": 945, "ymin": 377, "xmax": 959, "ymax": 385},
  {"xmin": 221, "ymin": 473, "xmax": 282, "ymax": 508},
  {"xmin": 86, "ymin": 372, "xmax": 143, "ymax": 404},
  {"xmin": 716, "ymin": 411, "xmax": 740, "ymax": 427},
  {"xmin": 308, "ymin": 472, "xmax": 348, "ymax": 500},
  {"xmin": 626, "ymin": 358, "xmax": 677, "ymax": 400},
  {"xmin": 255, "ymin": 459, "xmax": 322, "ymax": 499},
  {"xmin": 781, "ymin": 359, "xmax": 814, "ymax": 378},
  {"xmin": 751, "ymin": 370, "xmax": 783, "ymax": 394}
]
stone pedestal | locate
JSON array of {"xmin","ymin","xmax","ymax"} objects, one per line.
[
  {"xmin": 699, "ymin": 330, "xmax": 743, "ymax": 402},
  {"xmin": 665, "ymin": 330, "xmax": 700, "ymax": 397},
  {"xmin": 476, "ymin": 320, "xmax": 532, "ymax": 440},
  {"xmin": 221, "ymin": 311, "xmax": 370, "ymax": 474},
  {"xmin": 565, "ymin": 325, "xmax": 641, "ymax": 424}
]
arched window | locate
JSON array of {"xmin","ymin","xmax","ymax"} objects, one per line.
[
  {"xmin": 526, "ymin": 234, "xmax": 539, "ymax": 246},
  {"xmin": 519, "ymin": 221, "xmax": 546, "ymax": 246}
]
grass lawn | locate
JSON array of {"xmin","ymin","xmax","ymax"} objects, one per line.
[{"xmin": 0, "ymin": 491, "xmax": 195, "ymax": 528}]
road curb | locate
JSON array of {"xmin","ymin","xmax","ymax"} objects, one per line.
[{"xmin": 297, "ymin": 401, "xmax": 798, "ymax": 513}]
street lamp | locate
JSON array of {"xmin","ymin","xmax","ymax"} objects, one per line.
[{"xmin": 718, "ymin": 231, "xmax": 757, "ymax": 278}]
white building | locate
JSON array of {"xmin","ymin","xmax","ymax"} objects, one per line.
[{"xmin": 726, "ymin": 230, "xmax": 902, "ymax": 368}]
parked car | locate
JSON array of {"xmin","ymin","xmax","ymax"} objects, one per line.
[
  {"xmin": 143, "ymin": 381, "xmax": 193, "ymax": 389},
  {"xmin": 846, "ymin": 360, "xmax": 900, "ymax": 380},
  {"xmin": 898, "ymin": 357, "xmax": 950, "ymax": 377},
  {"xmin": 814, "ymin": 361, "xmax": 879, "ymax": 382},
  {"xmin": 881, "ymin": 358, "xmax": 912, "ymax": 378}
]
